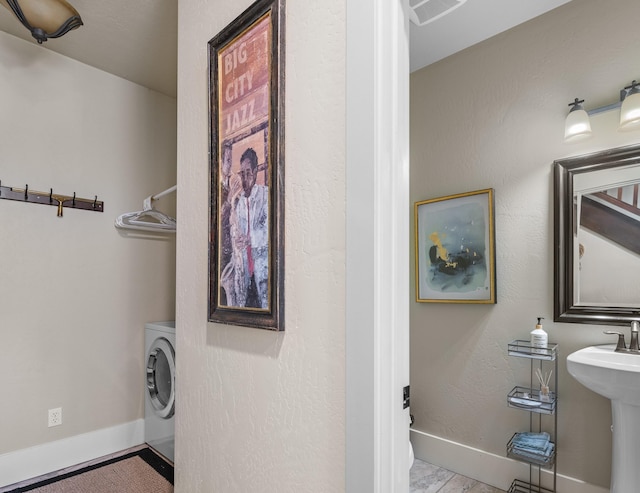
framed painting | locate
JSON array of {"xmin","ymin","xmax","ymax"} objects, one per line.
[
  {"xmin": 414, "ymin": 188, "xmax": 496, "ymax": 304},
  {"xmin": 208, "ymin": 0, "xmax": 285, "ymax": 330}
]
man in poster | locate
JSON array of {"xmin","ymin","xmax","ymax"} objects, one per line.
[
  {"xmin": 219, "ymin": 145, "xmax": 242, "ymax": 306},
  {"xmin": 230, "ymin": 147, "xmax": 269, "ymax": 309}
]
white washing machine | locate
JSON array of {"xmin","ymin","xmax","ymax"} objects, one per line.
[{"xmin": 144, "ymin": 321, "xmax": 176, "ymax": 463}]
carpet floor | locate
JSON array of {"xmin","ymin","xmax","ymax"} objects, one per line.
[{"xmin": 6, "ymin": 448, "xmax": 173, "ymax": 493}]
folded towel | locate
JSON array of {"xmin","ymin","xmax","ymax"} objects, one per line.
[
  {"xmin": 511, "ymin": 432, "xmax": 550, "ymax": 452},
  {"xmin": 511, "ymin": 442, "xmax": 554, "ymax": 464}
]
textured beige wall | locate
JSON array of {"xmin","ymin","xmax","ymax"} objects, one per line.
[
  {"xmin": 410, "ymin": 0, "xmax": 640, "ymax": 488},
  {"xmin": 0, "ymin": 32, "xmax": 176, "ymax": 454},
  {"xmin": 175, "ymin": 1, "xmax": 346, "ymax": 491}
]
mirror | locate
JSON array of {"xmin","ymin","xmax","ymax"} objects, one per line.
[{"xmin": 554, "ymin": 144, "xmax": 640, "ymax": 326}]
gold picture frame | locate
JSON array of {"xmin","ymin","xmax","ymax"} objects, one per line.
[{"xmin": 414, "ymin": 188, "xmax": 496, "ymax": 304}]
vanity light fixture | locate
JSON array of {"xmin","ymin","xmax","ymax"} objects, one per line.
[
  {"xmin": 564, "ymin": 79, "xmax": 640, "ymax": 142},
  {"xmin": 564, "ymin": 98, "xmax": 592, "ymax": 141},
  {"xmin": 0, "ymin": 0, "xmax": 83, "ymax": 44},
  {"xmin": 619, "ymin": 80, "xmax": 640, "ymax": 129}
]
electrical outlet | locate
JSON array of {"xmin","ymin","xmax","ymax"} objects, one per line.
[{"xmin": 48, "ymin": 407, "xmax": 62, "ymax": 427}]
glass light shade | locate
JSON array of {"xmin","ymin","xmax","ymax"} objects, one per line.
[
  {"xmin": 564, "ymin": 108, "xmax": 592, "ymax": 141},
  {"xmin": 0, "ymin": 0, "xmax": 82, "ymax": 43},
  {"xmin": 619, "ymin": 91, "xmax": 640, "ymax": 130}
]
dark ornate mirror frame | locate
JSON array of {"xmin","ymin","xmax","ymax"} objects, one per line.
[{"xmin": 554, "ymin": 143, "xmax": 640, "ymax": 326}]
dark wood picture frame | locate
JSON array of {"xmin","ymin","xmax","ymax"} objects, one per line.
[{"xmin": 208, "ymin": 0, "xmax": 285, "ymax": 330}]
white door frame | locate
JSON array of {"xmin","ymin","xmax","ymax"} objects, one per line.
[{"xmin": 346, "ymin": 0, "xmax": 411, "ymax": 491}]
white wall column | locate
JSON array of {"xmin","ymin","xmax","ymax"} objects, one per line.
[{"xmin": 346, "ymin": 0, "xmax": 411, "ymax": 491}]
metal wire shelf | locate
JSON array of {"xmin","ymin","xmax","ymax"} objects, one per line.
[
  {"xmin": 506, "ymin": 340, "xmax": 558, "ymax": 492},
  {"xmin": 507, "ymin": 386, "xmax": 556, "ymax": 415},
  {"xmin": 506, "ymin": 433, "xmax": 555, "ymax": 468},
  {"xmin": 508, "ymin": 479, "xmax": 555, "ymax": 493},
  {"xmin": 508, "ymin": 340, "xmax": 558, "ymax": 361}
]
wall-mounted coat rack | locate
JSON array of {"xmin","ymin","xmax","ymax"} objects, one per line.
[{"xmin": 0, "ymin": 181, "xmax": 104, "ymax": 217}]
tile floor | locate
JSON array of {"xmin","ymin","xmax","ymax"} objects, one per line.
[{"xmin": 410, "ymin": 459, "xmax": 507, "ymax": 493}]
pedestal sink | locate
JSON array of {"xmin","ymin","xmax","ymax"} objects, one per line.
[{"xmin": 567, "ymin": 344, "xmax": 640, "ymax": 493}]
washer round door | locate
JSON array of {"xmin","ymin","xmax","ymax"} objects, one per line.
[{"xmin": 146, "ymin": 337, "xmax": 175, "ymax": 419}]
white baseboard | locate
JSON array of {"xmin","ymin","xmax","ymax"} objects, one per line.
[
  {"xmin": 0, "ymin": 419, "xmax": 144, "ymax": 488},
  {"xmin": 410, "ymin": 429, "xmax": 608, "ymax": 493}
]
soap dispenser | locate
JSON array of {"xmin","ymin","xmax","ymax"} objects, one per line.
[{"xmin": 530, "ymin": 317, "xmax": 548, "ymax": 354}]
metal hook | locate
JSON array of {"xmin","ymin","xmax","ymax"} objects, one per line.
[
  {"xmin": 24, "ymin": 184, "xmax": 28, "ymax": 200},
  {"xmin": 49, "ymin": 188, "xmax": 53, "ymax": 203},
  {"xmin": 93, "ymin": 196, "xmax": 97, "ymax": 209},
  {"xmin": 72, "ymin": 192, "xmax": 76, "ymax": 206}
]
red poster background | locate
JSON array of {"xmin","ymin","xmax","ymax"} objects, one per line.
[{"xmin": 218, "ymin": 14, "xmax": 271, "ymax": 141}]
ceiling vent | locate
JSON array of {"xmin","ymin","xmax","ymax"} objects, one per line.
[{"xmin": 409, "ymin": 0, "xmax": 467, "ymax": 26}]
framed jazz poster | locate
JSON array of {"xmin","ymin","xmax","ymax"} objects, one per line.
[
  {"xmin": 208, "ymin": 0, "xmax": 285, "ymax": 330},
  {"xmin": 414, "ymin": 188, "xmax": 496, "ymax": 304}
]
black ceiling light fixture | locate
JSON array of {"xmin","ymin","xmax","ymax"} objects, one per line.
[{"xmin": 0, "ymin": 0, "xmax": 83, "ymax": 44}]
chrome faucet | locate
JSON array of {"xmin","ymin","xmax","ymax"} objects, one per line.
[
  {"xmin": 604, "ymin": 320, "xmax": 640, "ymax": 353},
  {"xmin": 631, "ymin": 320, "xmax": 639, "ymax": 351}
]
